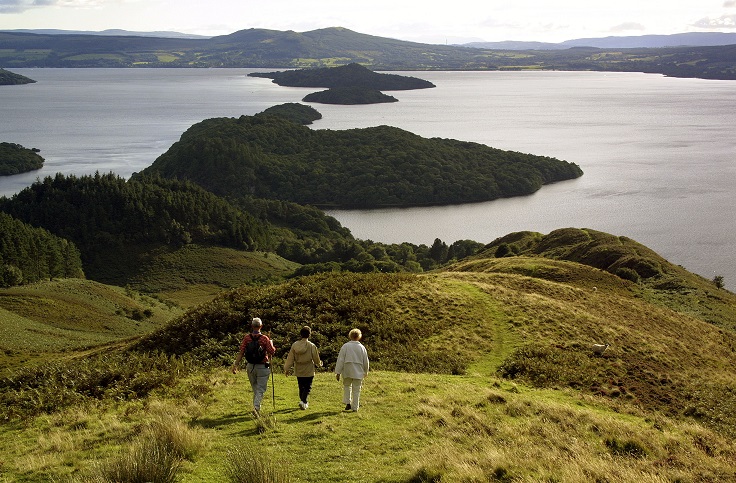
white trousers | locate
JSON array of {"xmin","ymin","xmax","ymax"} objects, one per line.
[{"xmin": 342, "ymin": 377, "xmax": 363, "ymax": 410}]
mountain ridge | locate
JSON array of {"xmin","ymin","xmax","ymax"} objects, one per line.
[{"xmin": 463, "ymin": 31, "xmax": 736, "ymax": 50}]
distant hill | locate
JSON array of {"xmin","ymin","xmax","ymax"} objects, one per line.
[
  {"xmin": 464, "ymin": 32, "xmax": 736, "ymax": 50},
  {"xmin": 0, "ymin": 27, "xmax": 734, "ymax": 79}
]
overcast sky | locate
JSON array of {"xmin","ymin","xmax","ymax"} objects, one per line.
[{"xmin": 1, "ymin": 0, "xmax": 735, "ymax": 43}]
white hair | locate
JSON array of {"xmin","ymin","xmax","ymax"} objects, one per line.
[{"xmin": 251, "ymin": 317, "xmax": 263, "ymax": 328}]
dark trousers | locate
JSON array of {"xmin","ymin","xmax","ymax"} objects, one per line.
[{"xmin": 297, "ymin": 376, "xmax": 314, "ymax": 403}]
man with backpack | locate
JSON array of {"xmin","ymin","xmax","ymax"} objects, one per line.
[{"xmin": 232, "ymin": 317, "xmax": 276, "ymax": 417}]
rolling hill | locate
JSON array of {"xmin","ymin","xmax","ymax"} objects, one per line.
[
  {"xmin": 0, "ymin": 27, "xmax": 734, "ymax": 79},
  {"xmin": 1, "ymin": 227, "xmax": 735, "ymax": 481}
]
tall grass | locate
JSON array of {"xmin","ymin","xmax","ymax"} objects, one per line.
[
  {"xmin": 225, "ymin": 444, "xmax": 291, "ymax": 483},
  {"xmin": 71, "ymin": 403, "xmax": 204, "ymax": 483}
]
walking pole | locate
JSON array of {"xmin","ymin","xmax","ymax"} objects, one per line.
[
  {"xmin": 271, "ymin": 364, "xmax": 276, "ymax": 412},
  {"xmin": 269, "ymin": 329, "xmax": 276, "ymax": 413}
]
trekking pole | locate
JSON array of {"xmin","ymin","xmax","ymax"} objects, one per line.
[
  {"xmin": 271, "ymin": 363, "xmax": 276, "ymax": 412},
  {"xmin": 269, "ymin": 330, "xmax": 276, "ymax": 412}
]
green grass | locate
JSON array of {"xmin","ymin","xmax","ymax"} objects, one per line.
[
  {"xmin": 0, "ymin": 279, "xmax": 181, "ymax": 370},
  {"xmin": 129, "ymin": 245, "xmax": 300, "ymax": 307},
  {"xmin": 2, "ymin": 364, "xmax": 735, "ymax": 482}
]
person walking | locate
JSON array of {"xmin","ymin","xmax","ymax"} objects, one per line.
[
  {"xmin": 284, "ymin": 326, "xmax": 323, "ymax": 410},
  {"xmin": 232, "ymin": 317, "xmax": 276, "ymax": 417},
  {"xmin": 335, "ymin": 328, "xmax": 369, "ymax": 412}
]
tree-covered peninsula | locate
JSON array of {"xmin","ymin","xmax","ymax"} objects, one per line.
[
  {"xmin": 0, "ymin": 68, "xmax": 35, "ymax": 85},
  {"xmin": 136, "ymin": 109, "xmax": 583, "ymax": 208},
  {"xmin": 249, "ymin": 62, "xmax": 435, "ymax": 90},
  {"xmin": 0, "ymin": 142, "xmax": 44, "ymax": 175}
]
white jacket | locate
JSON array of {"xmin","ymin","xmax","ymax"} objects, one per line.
[{"xmin": 335, "ymin": 341, "xmax": 369, "ymax": 379}]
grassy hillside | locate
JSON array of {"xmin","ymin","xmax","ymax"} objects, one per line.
[
  {"xmin": 0, "ymin": 278, "xmax": 181, "ymax": 370},
  {"xmin": 128, "ymin": 245, "xmax": 300, "ymax": 308},
  {"xmin": 1, "ymin": 229, "xmax": 735, "ymax": 481}
]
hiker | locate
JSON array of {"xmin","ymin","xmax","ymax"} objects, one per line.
[
  {"xmin": 284, "ymin": 325, "xmax": 323, "ymax": 409},
  {"xmin": 231, "ymin": 317, "xmax": 276, "ymax": 417},
  {"xmin": 335, "ymin": 328, "xmax": 370, "ymax": 412}
]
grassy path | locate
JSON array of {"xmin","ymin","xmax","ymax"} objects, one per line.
[{"xmin": 181, "ymin": 369, "xmax": 470, "ymax": 482}]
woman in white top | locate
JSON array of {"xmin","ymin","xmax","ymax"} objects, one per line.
[{"xmin": 335, "ymin": 328, "xmax": 370, "ymax": 411}]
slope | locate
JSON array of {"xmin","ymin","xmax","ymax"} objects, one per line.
[{"xmin": 0, "ymin": 278, "xmax": 181, "ymax": 370}]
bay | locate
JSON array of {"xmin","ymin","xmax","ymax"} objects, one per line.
[{"xmin": 1, "ymin": 68, "xmax": 734, "ymax": 290}]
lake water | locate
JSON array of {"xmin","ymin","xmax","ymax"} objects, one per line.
[{"xmin": 1, "ymin": 69, "xmax": 735, "ymax": 290}]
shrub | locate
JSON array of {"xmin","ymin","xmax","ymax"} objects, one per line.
[
  {"xmin": 713, "ymin": 275, "xmax": 725, "ymax": 289},
  {"xmin": 615, "ymin": 267, "xmax": 640, "ymax": 283},
  {"xmin": 495, "ymin": 243, "xmax": 512, "ymax": 258},
  {"xmin": 604, "ymin": 437, "xmax": 648, "ymax": 458},
  {"xmin": 497, "ymin": 345, "xmax": 596, "ymax": 387}
]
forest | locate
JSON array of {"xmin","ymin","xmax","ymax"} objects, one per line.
[
  {"xmin": 137, "ymin": 112, "xmax": 583, "ymax": 208},
  {"xmin": 0, "ymin": 212, "xmax": 83, "ymax": 287},
  {"xmin": 0, "ymin": 172, "xmax": 485, "ymax": 287}
]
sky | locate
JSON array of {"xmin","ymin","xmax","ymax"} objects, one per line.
[{"xmin": 1, "ymin": 0, "xmax": 735, "ymax": 44}]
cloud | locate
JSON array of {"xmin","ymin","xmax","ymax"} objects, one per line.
[
  {"xmin": 0, "ymin": 0, "xmax": 55, "ymax": 14},
  {"xmin": 725, "ymin": 1, "xmax": 736, "ymax": 7},
  {"xmin": 0, "ymin": 0, "xmax": 112, "ymax": 13},
  {"xmin": 610, "ymin": 22, "xmax": 646, "ymax": 33},
  {"xmin": 692, "ymin": 14, "xmax": 736, "ymax": 29}
]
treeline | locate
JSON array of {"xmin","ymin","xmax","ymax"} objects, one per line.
[
  {"xmin": 138, "ymin": 114, "xmax": 583, "ymax": 208},
  {"xmin": 0, "ymin": 142, "xmax": 44, "ymax": 175},
  {"xmin": 234, "ymin": 197, "xmax": 484, "ymax": 274},
  {"xmin": 0, "ymin": 173, "xmax": 270, "ymax": 283},
  {"xmin": 0, "ymin": 173, "xmax": 484, "ymax": 287},
  {"xmin": 0, "ymin": 212, "xmax": 83, "ymax": 287}
]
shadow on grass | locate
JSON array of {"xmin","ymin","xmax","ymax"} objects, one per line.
[
  {"xmin": 276, "ymin": 410, "xmax": 342, "ymax": 423},
  {"xmin": 193, "ymin": 412, "xmax": 250, "ymax": 429}
]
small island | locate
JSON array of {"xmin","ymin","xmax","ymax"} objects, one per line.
[
  {"xmin": 0, "ymin": 69, "xmax": 36, "ymax": 86},
  {"xmin": 303, "ymin": 87, "xmax": 398, "ymax": 105},
  {"xmin": 249, "ymin": 63, "xmax": 435, "ymax": 90},
  {"xmin": 260, "ymin": 103, "xmax": 322, "ymax": 124},
  {"xmin": 0, "ymin": 143, "xmax": 44, "ymax": 175},
  {"xmin": 250, "ymin": 63, "xmax": 433, "ymax": 105}
]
